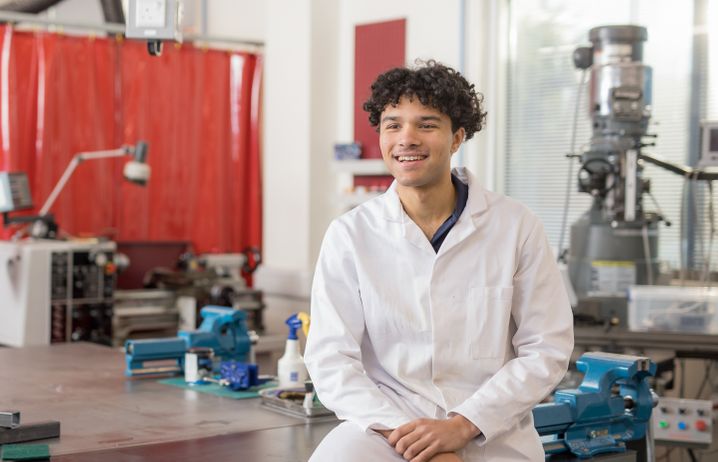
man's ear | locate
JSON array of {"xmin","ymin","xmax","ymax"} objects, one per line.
[{"xmin": 451, "ymin": 127, "xmax": 466, "ymax": 154}]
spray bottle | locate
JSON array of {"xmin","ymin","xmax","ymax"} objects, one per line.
[{"xmin": 277, "ymin": 312, "xmax": 310, "ymax": 389}]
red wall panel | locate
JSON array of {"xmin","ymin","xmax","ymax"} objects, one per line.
[{"xmin": 354, "ymin": 19, "xmax": 406, "ymax": 159}]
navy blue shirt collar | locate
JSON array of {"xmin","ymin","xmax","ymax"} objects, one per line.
[{"xmin": 429, "ymin": 173, "xmax": 469, "ymax": 253}]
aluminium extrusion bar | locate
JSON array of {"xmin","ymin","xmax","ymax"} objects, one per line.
[
  {"xmin": 0, "ymin": 10, "xmax": 264, "ymax": 48},
  {"xmin": 0, "ymin": 420, "xmax": 60, "ymax": 444},
  {"xmin": 0, "ymin": 410, "xmax": 20, "ymax": 429}
]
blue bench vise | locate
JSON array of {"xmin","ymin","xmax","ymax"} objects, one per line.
[
  {"xmin": 533, "ymin": 352, "xmax": 657, "ymax": 459},
  {"xmin": 124, "ymin": 306, "xmax": 251, "ymax": 377}
]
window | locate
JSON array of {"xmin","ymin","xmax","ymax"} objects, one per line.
[{"xmin": 505, "ymin": 0, "xmax": 717, "ymax": 273}]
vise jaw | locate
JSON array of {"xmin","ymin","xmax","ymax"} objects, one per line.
[
  {"xmin": 124, "ymin": 306, "xmax": 251, "ymax": 377},
  {"xmin": 533, "ymin": 352, "xmax": 657, "ymax": 459}
]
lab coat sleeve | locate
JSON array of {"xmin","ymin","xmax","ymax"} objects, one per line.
[
  {"xmin": 449, "ymin": 218, "xmax": 574, "ymax": 444},
  {"xmin": 305, "ymin": 220, "xmax": 414, "ymax": 433}
]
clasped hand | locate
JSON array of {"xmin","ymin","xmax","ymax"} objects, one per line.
[{"xmin": 379, "ymin": 415, "xmax": 480, "ymax": 462}]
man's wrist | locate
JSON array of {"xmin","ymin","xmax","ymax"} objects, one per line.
[{"xmin": 450, "ymin": 414, "xmax": 481, "ymax": 439}]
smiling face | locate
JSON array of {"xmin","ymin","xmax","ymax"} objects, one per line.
[{"xmin": 379, "ymin": 96, "xmax": 465, "ymax": 191}]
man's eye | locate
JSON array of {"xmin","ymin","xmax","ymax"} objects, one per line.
[
  {"xmin": 419, "ymin": 124, "xmax": 437, "ymax": 129},
  {"xmin": 385, "ymin": 124, "xmax": 399, "ymax": 130}
]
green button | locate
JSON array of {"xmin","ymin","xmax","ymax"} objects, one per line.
[{"xmin": 659, "ymin": 421, "xmax": 670, "ymax": 429}]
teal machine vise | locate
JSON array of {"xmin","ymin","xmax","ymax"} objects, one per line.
[
  {"xmin": 533, "ymin": 352, "xmax": 657, "ymax": 460},
  {"xmin": 124, "ymin": 306, "xmax": 251, "ymax": 377}
]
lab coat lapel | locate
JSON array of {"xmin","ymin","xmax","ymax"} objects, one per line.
[
  {"xmin": 382, "ymin": 182, "xmax": 436, "ymax": 253},
  {"xmin": 381, "ymin": 168, "xmax": 487, "ymax": 254},
  {"xmin": 436, "ymin": 167, "xmax": 488, "ymax": 257}
]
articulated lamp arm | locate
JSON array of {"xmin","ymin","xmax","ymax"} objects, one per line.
[{"xmin": 38, "ymin": 142, "xmax": 150, "ymax": 218}]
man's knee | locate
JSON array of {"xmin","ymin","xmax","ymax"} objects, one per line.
[{"xmin": 309, "ymin": 422, "xmax": 403, "ymax": 462}]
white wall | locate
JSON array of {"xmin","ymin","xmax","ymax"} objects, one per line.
[{"xmin": 205, "ymin": 0, "xmax": 265, "ymax": 41}]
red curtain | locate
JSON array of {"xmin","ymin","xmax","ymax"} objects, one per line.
[{"xmin": 0, "ymin": 26, "xmax": 262, "ymax": 256}]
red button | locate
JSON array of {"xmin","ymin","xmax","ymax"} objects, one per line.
[{"xmin": 695, "ymin": 420, "xmax": 708, "ymax": 432}]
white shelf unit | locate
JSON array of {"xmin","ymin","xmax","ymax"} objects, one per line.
[{"xmin": 332, "ymin": 159, "xmax": 390, "ymax": 211}]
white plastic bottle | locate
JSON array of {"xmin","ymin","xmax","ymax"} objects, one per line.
[{"xmin": 277, "ymin": 314, "xmax": 308, "ymax": 388}]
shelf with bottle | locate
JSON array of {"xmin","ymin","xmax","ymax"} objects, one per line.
[{"xmin": 332, "ymin": 149, "xmax": 393, "ymax": 211}]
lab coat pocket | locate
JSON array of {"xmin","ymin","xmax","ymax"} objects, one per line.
[{"xmin": 469, "ymin": 286, "xmax": 513, "ymax": 359}]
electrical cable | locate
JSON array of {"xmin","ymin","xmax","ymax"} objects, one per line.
[
  {"xmin": 647, "ymin": 191, "xmax": 671, "ymax": 225},
  {"xmin": 702, "ymin": 181, "xmax": 715, "ymax": 285},
  {"xmin": 694, "ymin": 179, "xmax": 705, "ymax": 277},
  {"xmin": 642, "ymin": 223, "xmax": 654, "ymax": 285},
  {"xmin": 680, "ymin": 174, "xmax": 692, "ymax": 284},
  {"xmin": 557, "ymin": 68, "xmax": 589, "ymax": 262},
  {"xmin": 694, "ymin": 360, "xmax": 712, "ymax": 399}
]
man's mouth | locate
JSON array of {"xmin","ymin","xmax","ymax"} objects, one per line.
[{"xmin": 394, "ymin": 154, "xmax": 428, "ymax": 163}]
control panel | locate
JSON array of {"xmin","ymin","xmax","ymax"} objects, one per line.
[
  {"xmin": 50, "ymin": 249, "xmax": 115, "ymax": 344},
  {"xmin": 0, "ymin": 240, "xmax": 116, "ymax": 347},
  {"xmin": 652, "ymin": 397, "xmax": 713, "ymax": 447}
]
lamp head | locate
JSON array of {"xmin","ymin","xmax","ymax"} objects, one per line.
[{"xmin": 123, "ymin": 141, "xmax": 151, "ymax": 185}]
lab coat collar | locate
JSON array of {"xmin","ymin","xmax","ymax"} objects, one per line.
[
  {"xmin": 381, "ymin": 167, "xmax": 489, "ymax": 253},
  {"xmin": 381, "ymin": 167, "xmax": 489, "ymax": 222}
]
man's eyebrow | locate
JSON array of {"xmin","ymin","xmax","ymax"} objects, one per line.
[{"xmin": 381, "ymin": 115, "xmax": 443, "ymax": 123}]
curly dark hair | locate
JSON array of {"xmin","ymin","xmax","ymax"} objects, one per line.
[{"xmin": 363, "ymin": 60, "xmax": 486, "ymax": 140}]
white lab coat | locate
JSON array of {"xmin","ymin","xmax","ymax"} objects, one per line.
[{"xmin": 305, "ymin": 167, "xmax": 574, "ymax": 461}]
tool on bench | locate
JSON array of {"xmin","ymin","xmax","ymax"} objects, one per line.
[
  {"xmin": 0, "ymin": 411, "xmax": 20, "ymax": 430},
  {"xmin": 124, "ymin": 305, "xmax": 251, "ymax": 377},
  {"xmin": 533, "ymin": 352, "xmax": 658, "ymax": 459}
]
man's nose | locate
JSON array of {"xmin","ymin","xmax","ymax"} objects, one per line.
[{"xmin": 398, "ymin": 126, "xmax": 420, "ymax": 148}]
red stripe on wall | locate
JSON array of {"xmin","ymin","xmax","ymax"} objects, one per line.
[{"xmin": 354, "ymin": 19, "xmax": 406, "ymax": 159}]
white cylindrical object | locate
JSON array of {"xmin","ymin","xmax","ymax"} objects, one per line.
[
  {"xmin": 185, "ymin": 351, "xmax": 200, "ymax": 383},
  {"xmin": 184, "ymin": 347, "xmax": 213, "ymax": 384},
  {"xmin": 277, "ymin": 339, "xmax": 308, "ymax": 388}
]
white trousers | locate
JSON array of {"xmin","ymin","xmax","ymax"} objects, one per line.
[
  {"xmin": 309, "ymin": 421, "xmax": 406, "ymax": 462},
  {"xmin": 309, "ymin": 383, "xmax": 487, "ymax": 461}
]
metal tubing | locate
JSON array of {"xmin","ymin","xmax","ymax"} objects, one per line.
[
  {"xmin": 38, "ymin": 148, "xmax": 128, "ymax": 216},
  {"xmin": 0, "ymin": 9, "xmax": 264, "ymax": 47},
  {"xmin": 0, "ymin": 420, "xmax": 60, "ymax": 444},
  {"xmin": 0, "ymin": 410, "xmax": 20, "ymax": 429}
]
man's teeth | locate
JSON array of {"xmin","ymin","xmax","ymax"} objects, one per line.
[{"xmin": 397, "ymin": 156, "xmax": 426, "ymax": 162}]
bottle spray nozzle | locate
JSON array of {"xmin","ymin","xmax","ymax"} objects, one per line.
[
  {"xmin": 285, "ymin": 312, "xmax": 310, "ymax": 340},
  {"xmin": 285, "ymin": 315, "xmax": 302, "ymax": 340}
]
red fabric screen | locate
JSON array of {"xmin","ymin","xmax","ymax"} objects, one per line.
[{"xmin": 0, "ymin": 26, "xmax": 262, "ymax": 258}]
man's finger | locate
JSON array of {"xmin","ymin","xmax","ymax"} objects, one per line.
[
  {"xmin": 410, "ymin": 442, "xmax": 440, "ymax": 462},
  {"xmin": 404, "ymin": 436, "xmax": 432, "ymax": 460},
  {"xmin": 395, "ymin": 431, "xmax": 424, "ymax": 457},
  {"xmin": 388, "ymin": 422, "xmax": 415, "ymax": 445}
]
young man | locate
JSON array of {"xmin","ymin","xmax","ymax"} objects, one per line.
[{"xmin": 305, "ymin": 61, "xmax": 574, "ymax": 461}]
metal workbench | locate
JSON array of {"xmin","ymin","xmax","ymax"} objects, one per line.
[
  {"xmin": 574, "ymin": 326, "xmax": 718, "ymax": 356},
  {"xmin": 0, "ymin": 343, "xmax": 337, "ymax": 461},
  {"xmin": 0, "ymin": 343, "xmax": 657, "ymax": 461}
]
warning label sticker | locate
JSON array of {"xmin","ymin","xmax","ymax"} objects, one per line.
[{"xmin": 588, "ymin": 260, "xmax": 636, "ymax": 296}]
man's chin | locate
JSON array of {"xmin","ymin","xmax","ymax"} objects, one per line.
[{"xmin": 394, "ymin": 176, "xmax": 434, "ymax": 190}]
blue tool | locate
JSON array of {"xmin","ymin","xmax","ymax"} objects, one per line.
[
  {"xmin": 533, "ymin": 352, "xmax": 657, "ymax": 459},
  {"xmin": 218, "ymin": 361, "xmax": 262, "ymax": 391},
  {"xmin": 124, "ymin": 306, "xmax": 251, "ymax": 377}
]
